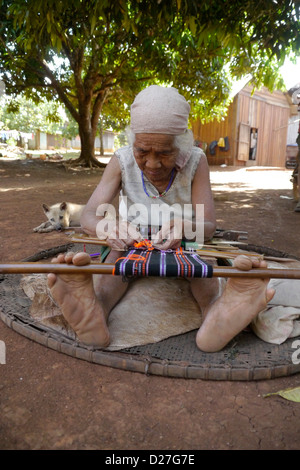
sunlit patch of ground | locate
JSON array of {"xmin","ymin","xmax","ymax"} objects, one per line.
[{"xmin": 210, "ymin": 166, "xmax": 293, "ymax": 191}]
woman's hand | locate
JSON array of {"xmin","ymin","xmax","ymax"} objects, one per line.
[
  {"xmin": 152, "ymin": 218, "xmax": 183, "ymax": 250},
  {"xmin": 98, "ymin": 219, "xmax": 143, "ymax": 251}
]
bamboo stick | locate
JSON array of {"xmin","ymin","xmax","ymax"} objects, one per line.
[
  {"xmin": 69, "ymin": 236, "xmax": 260, "ymax": 260},
  {"xmin": 71, "ymin": 237, "xmax": 107, "ymax": 245},
  {"xmin": 70, "ymin": 236, "xmax": 244, "ymax": 250},
  {"xmin": 1, "ymin": 262, "xmax": 300, "ymax": 279},
  {"xmin": 197, "ymin": 249, "xmax": 263, "ymax": 260}
]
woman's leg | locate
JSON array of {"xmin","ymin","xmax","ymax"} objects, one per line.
[
  {"xmin": 47, "ymin": 250, "xmax": 130, "ymax": 348},
  {"xmin": 191, "ymin": 255, "xmax": 275, "ymax": 352}
]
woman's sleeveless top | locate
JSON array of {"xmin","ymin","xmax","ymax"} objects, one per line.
[{"xmin": 115, "ymin": 145, "xmax": 204, "ymax": 229}]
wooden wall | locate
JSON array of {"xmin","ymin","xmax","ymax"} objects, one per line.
[
  {"xmin": 192, "ymin": 86, "xmax": 290, "ymax": 167},
  {"xmin": 237, "ymin": 87, "xmax": 290, "ymax": 167},
  {"xmin": 192, "ymin": 97, "xmax": 237, "ymax": 166}
]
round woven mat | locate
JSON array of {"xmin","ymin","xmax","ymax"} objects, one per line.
[{"xmin": 1, "ymin": 252, "xmax": 300, "ymax": 381}]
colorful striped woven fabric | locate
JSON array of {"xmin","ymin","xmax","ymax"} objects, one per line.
[{"xmin": 113, "ymin": 248, "xmax": 213, "ymax": 278}]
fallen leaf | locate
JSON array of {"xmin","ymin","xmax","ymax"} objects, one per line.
[{"xmin": 264, "ymin": 386, "xmax": 300, "ymax": 402}]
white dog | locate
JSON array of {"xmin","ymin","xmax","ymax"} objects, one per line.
[{"xmin": 33, "ymin": 202, "xmax": 85, "ymax": 232}]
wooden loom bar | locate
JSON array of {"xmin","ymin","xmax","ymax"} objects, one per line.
[
  {"xmin": 70, "ymin": 238, "xmax": 261, "ymax": 260},
  {"xmin": 70, "ymin": 237, "xmax": 244, "ymax": 251},
  {"xmin": 71, "ymin": 237, "xmax": 107, "ymax": 245},
  {"xmin": 1, "ymin": 262, "xmax": 300, "ymax": 279}
]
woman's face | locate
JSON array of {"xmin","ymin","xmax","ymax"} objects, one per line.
[{"xmin": 133, "ymin": 133, "xmax": 178, "ymax": 183}]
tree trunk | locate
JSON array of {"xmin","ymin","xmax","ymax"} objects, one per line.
[
  {"xmin": 73, "ymin": 115, "xmax": 106, "ymax": 168},
  {"xmin": 99, "ymin": 116, "xmax": 104, "ymax": 156}
]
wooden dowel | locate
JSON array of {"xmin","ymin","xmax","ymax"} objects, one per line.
[
  {"xmin": 1, "ymin": 262, "xmax": 300, "ymax": 279},
  {"xmin": 69, "ymin": 237, "xmax": 259, "ymax": 260},
  {"xmin": 0, "ymin": 263, "xmax": 114, "ymax": 275},
  {"xmin": 197, "ymin": 249, "xmax": 262, "ymax": 260},
  {"xmin": 71, "ymin": 237, "xmax": 107, "ymax": 245}
]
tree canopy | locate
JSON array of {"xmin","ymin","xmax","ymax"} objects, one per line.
[
  {"xmin": 0, "ymin": 0, "xmax": 299, "ymax": 166},
  {"xmin": 0, "ymin": 95, "xmax": 69, "ymax": 134}
]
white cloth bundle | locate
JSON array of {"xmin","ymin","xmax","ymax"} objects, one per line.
[{"xmin": 251, "ymin": 263, "xmax": 300, "ymax": 344}]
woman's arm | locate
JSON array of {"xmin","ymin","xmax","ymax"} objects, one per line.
[
  {"xmin": 80, "ymin": 155, "xmax": 122, "ymax": 236},
  {"xmin": 190, "ymin": 154, "xmax": 216, "ymax": 242},
  {"xmin": 81, "ymin": 154, "xmax": 142, "ymax": 249}
]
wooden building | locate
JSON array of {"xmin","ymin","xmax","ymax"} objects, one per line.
[
  {"xmin": 192, "ymin": 85, "xmax": 294, "ymax": 167},
  {"xmin": 34, "ymin": 129, "xmax": 116, "ymax": 153}
]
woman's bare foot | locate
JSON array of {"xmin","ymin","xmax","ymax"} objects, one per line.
[
  {"xmin": 196, "ymin": 255, "xmax": 276, "ymax": 352},
  {"xmin": 47, "ymin": 252, "xmax": 110, "ymax": 347}
]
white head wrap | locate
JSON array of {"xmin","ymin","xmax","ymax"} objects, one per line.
[{"xmin": 130, "ymin": 85, "xmax": 193, "ymax": 169}]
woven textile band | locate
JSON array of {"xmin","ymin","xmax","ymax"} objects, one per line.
[{"xmin": 113, "ymin": 248, "xmax": 213, "ymax": 278}]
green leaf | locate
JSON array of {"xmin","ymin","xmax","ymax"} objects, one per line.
[
  {"xmin": 90, "ymin": 15, "xmax": 96, "ymax": 35},
  {"xmin": 188, "ymin": 16, "xmax": 196, "ymax": 35},
  {"xmin": 264, "ymin": 386, "xmax": 300, "ymax": 403}
]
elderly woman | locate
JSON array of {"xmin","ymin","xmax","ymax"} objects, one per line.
[{"xmin": 47, "ymin": 86, "xmax": 274, "ymax": 352}]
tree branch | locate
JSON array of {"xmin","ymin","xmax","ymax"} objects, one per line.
[
  {"xmin": 91, "ymin": 89, "xmax": 109, "ymax": 131},
  {"xmin": 38, "ymin": 59, "xmax": 80, "ymax": 122}
]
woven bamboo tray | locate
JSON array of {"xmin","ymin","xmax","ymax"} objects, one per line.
[{"xmin": 1, "ymin": 244, "xmax": 300, "ymax": 381}]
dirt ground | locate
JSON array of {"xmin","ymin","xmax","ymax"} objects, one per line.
[{"xmin": 1, "ymin": 156, "xmax": 300, "ymax": 451}]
